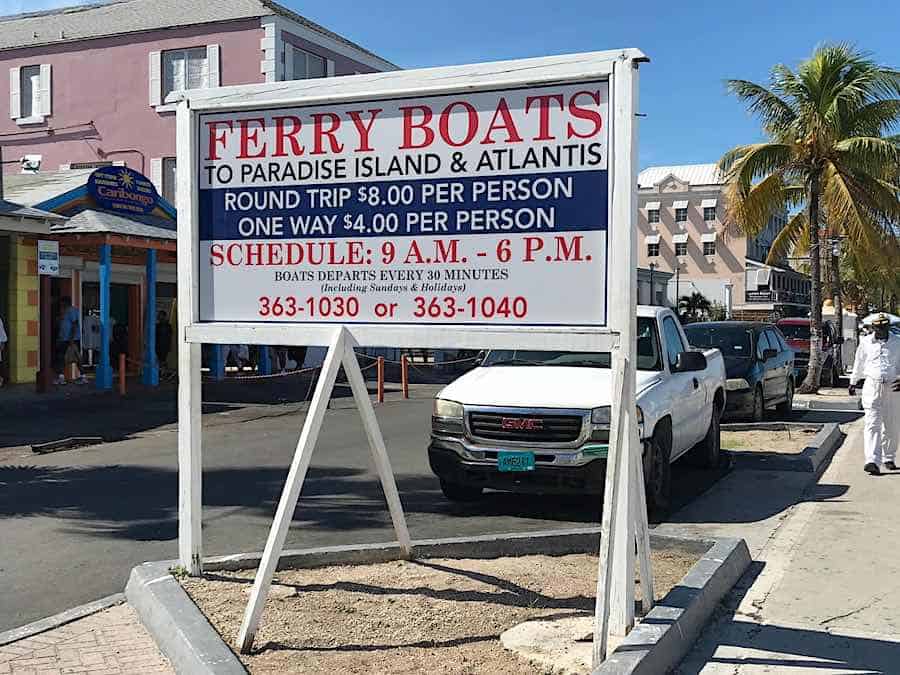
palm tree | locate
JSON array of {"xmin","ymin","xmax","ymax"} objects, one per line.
[
  {"xmin": 719, "ymin": 44, "xmax": 900, "ymax": 393},
  {"xmin": 678, "ymin": 292, "xmax": 712, "ymax": 323}
]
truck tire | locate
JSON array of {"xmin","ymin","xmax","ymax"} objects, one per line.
[
  {"xmin": 776, "ymin": 379, "xmax": 794, "ymax": 416},
  {"xmin": 440, "ymin": 480, "xmax": 483, "ymax": 502},
  {"xmin": 751, "ymin": 386, "xmax": 765, "ymax": 422},
  {"xmin": 644, "ymin": 423, "xmax": 672, "ymax": 516},
  {"xmin": 688, "ymin": 401, "xmax": 722, "ymax": 468}
]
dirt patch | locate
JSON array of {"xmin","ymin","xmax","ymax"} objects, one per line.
[
  {"xmin": 722, "ymin": 428, "xmax": 819, "ymax": 454},
  {"xmin": 181, "ymin": 547, "xmax": 702, "ymax": 674}
]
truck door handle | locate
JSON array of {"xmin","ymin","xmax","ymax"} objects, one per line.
[{"xmin": 693, "ymin": 378, "xmax": 700, "ymax": 389}]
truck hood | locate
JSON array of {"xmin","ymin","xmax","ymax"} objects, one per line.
[{"xmin": 437, "ymin": 366, "xmax": 662, "ymax": 410}]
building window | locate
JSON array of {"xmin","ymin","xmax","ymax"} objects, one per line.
[
  {"xmin": 703, "ymin": 206, "xmax": 716, "ymax": 221},
  {"xmin": 675, "ymin": 207, "xmax": 688, "ymax": 223},
  {"xmin": 675, "ymin": 241, "xmax": 688, "ymax": 257},
  {"xmin": 290, "ymin": 47, "xmax": 327, "ymax": 79},
  {"xmin": 647, "ymin": 243, "xmax": 660, "ymax": 257},
  {"xmin": 703, "ymin": 240, "xmax": 716, "ymax": 256},
  {"xmin": 20, "ymin": 65, "xmax": 40, "ymax": 119},
  {"xmin": 10, "ymin": 64, "xmax": 50, "ymax": 122},
  {"xmin": 648, "ymin": 209, "xmax": 660, "ymax": 224},
  {"xmin": 163, "ymin": 48, "xmax": 208, "ymax": 99},
  {"xmin": 162, "ymin": 158, "xmax": 177, "ymax": 204}
]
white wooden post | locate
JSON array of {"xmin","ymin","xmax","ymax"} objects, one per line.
[
  {"xmin": 176, "ymin": 101, "xmax": 203, "ymax": 576},
  {"xmin": 633, "ymin": 440, "xmax": 655, "ymax": 613},
  {"xmin": 342, "ymin": 337, "xmax": 412, "ymax": 558},
  {"xmin": 238, "ymin": 328, "xmax": 346, "ymax": 653},
  {"xmin": 593, "ymin": 350, "xmax": 628, "ymax": 666}
]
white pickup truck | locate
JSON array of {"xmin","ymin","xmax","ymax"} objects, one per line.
[{"xmin": 428, "ymin": 306, "xmax": 727, "ymax": 513}]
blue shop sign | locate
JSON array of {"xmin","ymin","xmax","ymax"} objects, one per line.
[{"xmin": 88, "ymin": 166, "xmax": 159, "ymax": 216}]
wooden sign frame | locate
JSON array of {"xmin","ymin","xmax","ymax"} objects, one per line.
[{"xmin": 173, "ymin": 49, "xmax": 650, "ymax": 661}]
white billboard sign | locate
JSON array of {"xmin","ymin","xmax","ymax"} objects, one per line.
[
  {"xmin": 37, "ymin": 240, "xmax": 59, "ymax": 276},
  {"xmin": 197, "ymin": 82, "xmax": 610, "ymax": 327}
]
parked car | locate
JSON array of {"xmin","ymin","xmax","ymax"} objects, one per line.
[
  {"xmin": 776, "ymin": 317, "xmax": 841, "ymax": 386},
  {"xmin": 683, "ymin": 321, "xmax": 794, "ymax": 422},
  {"xmin": 428, "ymin": 306, "xmax": 727, "ymax": 514}
]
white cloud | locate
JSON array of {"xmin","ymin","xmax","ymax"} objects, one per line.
[{"xmin": 0, "ymin": 0, "xmax": 102, "ymax": 16}]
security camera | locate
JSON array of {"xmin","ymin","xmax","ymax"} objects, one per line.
[{"xmin": 20, "ymin": 155, "xmax": 42, "ymax": 173}]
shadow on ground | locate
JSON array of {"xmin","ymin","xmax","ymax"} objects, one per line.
[{"xmin": 0, "ymin": 459, "xmax": 730, "ymax": 542}]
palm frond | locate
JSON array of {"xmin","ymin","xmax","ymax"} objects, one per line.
[
  {"xmin": 833, "ymin": 136, "xmax": 900, "ymax": 176},
  {"xmin": 725, "ymin": 80, "xmax": 796, "ymax": 131},
  {"xmin": 767, "ymin": 211, "xmax": 808, "ymax": 264}
]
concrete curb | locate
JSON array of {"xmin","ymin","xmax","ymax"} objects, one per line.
[
  {"xmin": 727, "ymin": 422, "xmax": 844, "ymax": 472},
  {"xmin": 595, "ymin": 537, "xmax": 752, "ymax": 675},
  {"xmin": 0, "ymin": 593, "xmax": 124, "ymax": 647},
  {"xmin": 793, "ymin": 396, "xmax": 861, "ymax": 411},
  {"xmin": 125, "ymin": 562, "xmax": 247, "ymax": 675},
  {"xmin": 127, "ymin": 529, "xmax": 744, "ymax": 675}
]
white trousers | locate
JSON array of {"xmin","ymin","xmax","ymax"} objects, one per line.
[{"xmin": 861, "ymin": 379, "xmax": 899, "ymax": 465}]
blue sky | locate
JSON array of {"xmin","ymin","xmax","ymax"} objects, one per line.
[{"xmin": 6, "ymin": 0, "xmax": 899, "ymax": 169}]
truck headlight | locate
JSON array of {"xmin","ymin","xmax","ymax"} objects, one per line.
[
  {"xmin": 726, "ymin": 378, "xmax": 751, "ymax": 392},
  {"xmin": 433, "ymin": 399, "xmax": 463, "ymax": 420},
  {"xmin": 591, "ymin": 406, "xmax": 611, "ymax": 425}
]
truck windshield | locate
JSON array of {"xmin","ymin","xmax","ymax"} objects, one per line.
[
  {"xmin": 482, "ymin": 317, "xmax": 663, "ymax": 371},
  {"xmin": 778, "ymin": 324, "xmax": 810, "ymax": 340},
  {"xmin": 684, "ymin": 325, "xmax": 753, "ymax": 358}
]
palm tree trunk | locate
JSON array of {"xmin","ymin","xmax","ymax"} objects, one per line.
[
  {"xmin": 832, "ymin": 249, "xmax": 844, "ymax": 373},
  {"xmin": 799, "ymin": 175, "xmax": 823, "ymax": 394}
]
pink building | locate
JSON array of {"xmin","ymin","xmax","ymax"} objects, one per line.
[
  {"xmin": 0, "ymin": 0, "xmax": 395, "ymax": 386},
  {"xmin": 0, "ymin": 0, "xmax": 396, "ymax": 196}
]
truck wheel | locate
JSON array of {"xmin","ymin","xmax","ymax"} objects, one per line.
[
  {"xmin": 644, "ymin": 425, "xmax": 672, "ymax": 516},
  {"xmin": 776, "ymin": 379, "xmax": 794, "ymax": 417},
  {"xmin": 440, "ymin": 480, "xmax": 483, "ymax": 502},
  {"xmin": 751, "ymin": 386, "xmax": 764, "ymax": 422},
  {"xmin": 688, "ymin": 402, "xmax": 722, "ymax": 468}
]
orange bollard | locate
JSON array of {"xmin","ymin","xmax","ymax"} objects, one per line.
[
  {"xmin": 118, "ymin": 353, "xmax": 126, "ymax": 395},
  {"xmin": 401, "ymin": 354, "xmax": 409, "ymax": 399},
  {"xmin": 377, "ymin": 356, "xmax": 385, "ymax": 404}
]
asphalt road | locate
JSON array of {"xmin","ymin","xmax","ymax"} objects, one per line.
[{"xmin": 1, "ymin": 384, "xmax": 844, "ymax": 633}]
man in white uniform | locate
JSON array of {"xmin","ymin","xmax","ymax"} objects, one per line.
[{"xmin": 850, "ymin": 313, "xmax": 900, "ymax": 475}]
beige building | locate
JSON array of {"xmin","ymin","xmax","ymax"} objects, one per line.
[{"xmin": 637, "ymin": 163, "xmax": 810, "ymax": 320}]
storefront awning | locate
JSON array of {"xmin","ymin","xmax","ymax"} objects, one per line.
[
  {"xmin": 50, "ymin": 209, "xmax": 176, "ymax": 250},
  {"xmin": 0, "ymin": 199, "xmax": 67, "ymax": 235}
]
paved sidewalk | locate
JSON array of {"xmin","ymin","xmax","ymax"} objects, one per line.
[
  {"xmin": 678, "ymin": 419, "xmax": 900, "ymax": 673},
  {"xmin": 0, "ymin": 604, "xmax": 172, "ymax": 675}
]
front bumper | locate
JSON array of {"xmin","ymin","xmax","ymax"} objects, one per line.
[{"xmin": 428, "ymin": 440, "xmax": 609, "ymax": 494}]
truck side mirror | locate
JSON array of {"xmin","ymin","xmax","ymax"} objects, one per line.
[{"xmin": 673, "ymin": 351, "xmax": 707, "ymax": 373}]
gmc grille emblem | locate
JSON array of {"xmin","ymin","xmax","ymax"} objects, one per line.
[{"xmin": 501, "ymin": 417, "xmax": 544, "ymax": 431}]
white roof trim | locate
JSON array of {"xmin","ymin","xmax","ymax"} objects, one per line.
[
  {"xmin": 673, "ymin": 233, "xmax": 689, "ymax": 244},
  {"xmin": 645, "ymin": 234, "xmax": 661, "ymax": 244},
  {"xmin": 673, "ymin": 200, "xmax": 689, "ymax": 209},
  {"xmin": 645, "ymin": 201, "xmax": 660, "ymax": 210},
  {"xmin": 701, "ymin": 232, "xmax": 717, "ymax": 242},
  {"xmin": 701, "ymin": 198, "xmax": 717, "ymax": 208}
]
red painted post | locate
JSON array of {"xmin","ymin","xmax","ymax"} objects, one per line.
[
  {"xmin": 118, "ymin": 352, "xmax": 126, "ymax": 396},
  {"xmin": 377, "ymin": 356, "xmax": 385, "ymax": 404},
  {"xmin": 401, "ymin": 354, "xmax": 409, "ymax": 399}
]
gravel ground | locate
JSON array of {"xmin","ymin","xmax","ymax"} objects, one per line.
[
  {"xmin": 722, "ymin": 428, "xmax": 819, "ymax": 454},
  {"xmin": 182, "ymin": 547, "xmax": 702, "ymax": 674}
]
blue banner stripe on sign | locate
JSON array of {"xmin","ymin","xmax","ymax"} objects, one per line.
[{"xmin": 198, "ymin": 170, "xmax": 607, "ymax": 241}]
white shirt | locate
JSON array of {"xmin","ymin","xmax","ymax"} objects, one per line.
[
  {"xmin": 851, "ymin": 332, "xmax": 900, "ymax": 384},
  {"xmin": 0, "ymin": 317, "xmax": 7, "ymax": 344}
]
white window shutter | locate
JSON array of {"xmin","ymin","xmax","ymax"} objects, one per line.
[
  {"xmin": 326, "ymin": 59, "xmax": 335, "ymax": 77},
  {"xmin": 39, "ymin": 64, "xmax": 51, "ymax": 116},
  {"xmin": 206, "ymin": 44, "xmax": 220, "ymax": 87},
  {"xmin": 150, "ymin": 158, "xmax": 163, "ymax": 194},
  {"xmin": 284, "ymin": 43, "xmax": 294, "ymax": 80},
  {"xmin": 9, "ymin": 67, "xmax": 20, "ymax": 119},
  {"xmin": 149, "ymin": 51, "xmax": 161, "ymax": 106}
]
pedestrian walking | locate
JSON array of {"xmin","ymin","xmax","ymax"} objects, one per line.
[
  {"xmin": 849, "ymin": 313, "xmax": 900, "ymax": 475},
  {"xmin": 0, "ymin": 313, "xmax": 7, "ymax": 387},
  {"xmin": 55, "ymin": 296, "xmax": 87, "ymax": 385}
]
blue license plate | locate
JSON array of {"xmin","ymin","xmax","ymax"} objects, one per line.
[{"xmin": 497, "ymin": 451, "xmax": 536, "ymax": 472}]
